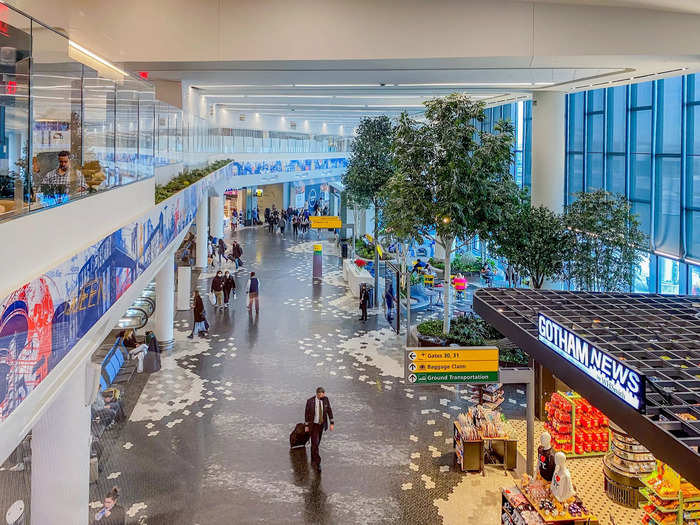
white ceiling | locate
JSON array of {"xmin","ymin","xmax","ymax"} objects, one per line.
[{"xmin": 517, "ymin": 0, "xmax": 700, "ymax": 15}]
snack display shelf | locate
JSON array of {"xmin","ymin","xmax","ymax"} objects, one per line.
[{"xmin": 516, "ymin": 483, "xmax": 598, "ymax": 524}]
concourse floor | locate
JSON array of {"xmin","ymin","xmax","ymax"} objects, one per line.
[{"xmin": 90, "ymin": 226, "xmax": 527, "ymax": 525}]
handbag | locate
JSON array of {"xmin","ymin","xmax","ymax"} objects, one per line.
[
  {"xmin": 207, "ymin": 292, "xmax": 216, "ymax": 305},
  {"xmin": 204, "ymin": 319, "xmax": 210, "ymax": 330}
]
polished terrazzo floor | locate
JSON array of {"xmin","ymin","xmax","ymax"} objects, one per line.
[{"xmin": 88, "ymin": 226, "xmax": 532, "ymax": 525}]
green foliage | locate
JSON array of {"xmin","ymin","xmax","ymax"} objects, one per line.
[
  {"xmin": 564, "ymin": 190, "xmax": 647, "ymax": 292},
  {"xmin": 354, "ymin": 238, "xmax": 375, "ymax": 260},
  {"xmin": 343, "ymin": 116, "xmax": 394, "ymax": 210},
  {"xmin": 491, "ymin": 195, "xmax": 574, "ymax": 289},
  {"xmin": 499, "ymin": 347, "xmax": 530, "ymax": 366},
  {"xmin": 154, "ymin": 159, "xmax": 232, "ymax": 203},
  {"xmin": 389, "ymin": 93, "xmax": 520, "ymax": 332},
  {"xmin": 417, "ymin": 314, "xmax": 504, "ymax": 346},
  {"xmin": 428, "ymin": 254, "xmax": 493, "ymax": 274}
]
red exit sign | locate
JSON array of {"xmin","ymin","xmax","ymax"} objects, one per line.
[{"xmin": 138, "ymin": 71, "xmax": 148, "ymax": 79}]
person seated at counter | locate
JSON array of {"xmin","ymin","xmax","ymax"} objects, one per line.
[
  {"xmin": 40, "ymin": 151, "xmax": 87, "ymax": 196},
  {"xmin": 412, "ymin": 258, "xmax": 430, "ymax": 274},
  {"xmin": 480, "ymin": 263, "xmax": 494, "ymax": 286}
]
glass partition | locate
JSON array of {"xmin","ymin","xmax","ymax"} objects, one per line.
[{"xmin": 0, "ymin": 4, "xmax": 155, "ymax": 223}]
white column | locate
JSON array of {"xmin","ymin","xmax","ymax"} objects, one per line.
[
  {"xmin": 195, "ymin": 195, "xmax": 208, "ymax": 269},
  {"xmin": 32, "ymin": 365, "xmax": 90, "ymax": 525},
  {"xmin": 531, "ymin": 91, "xmax": 566, "ymax": 213},
  {"xmin": 209, "ymin": 193, "xmax": 223, "ymax": 239},
  {"xmin": 155, "ymin": 253, "xmax": 175, "ymax": 350}
]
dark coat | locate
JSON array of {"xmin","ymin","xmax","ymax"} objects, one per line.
[
  {"xmin": 304, "ymin": 395, "xmax": 334, "ymax": 431},
  {"xmin": 193, "ymin": 295, "xmax": 205, "ymax": 322},
  {"xmin": 359, "ymin": 287, "xmax": 369, "ymax": 307},
  {"xmin": 231, "ymin": 243, "xmax": 243, "ymax": 258},
  {"xmin": 224, "ymin": 276, "xmax": 236, "ymax": 294},
  {"xmin": 211, "ymin": 275, "xmax": 225, "ymax": 292}
]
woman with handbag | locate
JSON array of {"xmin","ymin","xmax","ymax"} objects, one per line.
[{"xmin": 188, "ymin": 290, "xmax": 208, "ymax": 338}]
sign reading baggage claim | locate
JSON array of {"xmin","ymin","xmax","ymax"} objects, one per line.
[
  {"xmin": 405, "ymin": 347, "xmax": 499, "ymax": 384},
  {"xmin": 537, "ymin": 313, "xmax": 646, "ymax": 412}
]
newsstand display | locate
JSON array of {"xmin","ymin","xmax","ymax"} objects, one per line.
[
  {"xmin": 502, "ymin": 478, "xmax": 598, "ymax": 525},
  {"xmin": 464, "ymin": 383, "xmax": 505, "ymax": 409},
  {"xmin": 544, "ymin": 391, "xmax": 610, "ymax": 457},
  {"xmin": 603, "ymin": 423, "xmax": 655, "ymax": 508},
  {"xmin": 641, "ymin": 461, "xmax": 700, "ymax": 525},
  {"xmin": 454, "ymin": 405, "xmax": 517, "ymax": 474}
]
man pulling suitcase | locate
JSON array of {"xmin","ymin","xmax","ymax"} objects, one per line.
[{"xmin": 304, "ymin": 387, "xmax": 334, "ymax": 472}]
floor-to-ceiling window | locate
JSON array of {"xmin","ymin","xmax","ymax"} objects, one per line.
[{"xmin": 565, "ymin": 73, "xmax": 700, "ymax": 294}]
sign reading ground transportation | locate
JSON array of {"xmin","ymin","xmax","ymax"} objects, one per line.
[
  {"xmin": 309, "ymin": 216, "xmax": 342, "ymax": 229},
  {"xmin": 405, "ymin": 347, "xmax": 499, "ymax": 384},
  {"xmin": 537, "ymin": 313, "xmax": 646, "ymax": 412}
]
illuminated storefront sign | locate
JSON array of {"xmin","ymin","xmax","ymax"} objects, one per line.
[{"xmin": 537, "ymin": 313, "xmax": 646, "ymax": 412}]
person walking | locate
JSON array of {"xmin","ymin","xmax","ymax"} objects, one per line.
[
  {"xmin": 211, "ymin": 270, "xmax": 225, "ymax": 310},
  {"xmin": 231, "ymin": 240, "xmax": 243, "ymax": 269},
  {"xmin": 292, "ymin": 215, "xmax": 299, "ymax": 238},
  {"xmin": 223, "ymin": 270, "xmax": 236, "ymax": 308},
  {"xmin": 279, "ymin": 213, "xmax": 286, "ymax": 237},
  {"xmin": 304, "ymin": 387, "xmax": 334, "ymax": 472},
  {"xmin": 188, "ymin": 290, "xmax": 208, "ymax": 338},
  {"xmin": 246, "ymin": 271, "xmax": 261, "ymax": 313},
  {"xmin": 359, "ymin": 283, "xmax": 369, "ymax": 321},
  {"xmin": 217, "ymin": 238, "xmax": 227, "ymax": 267},
  {"xmin": 384, "ymin": 282, "xmax": 396, "ymax": 323},
  {"xmin": 93, "ymin": 486, "xmax": 126, "ymax": 524}
]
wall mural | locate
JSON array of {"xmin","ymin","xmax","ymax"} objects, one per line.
[
  {"xmin": 0, "ymin": 156, "xmax": 347, "ymax": 423},
  {"xmin": 230, "ymin": 157, "xmax": 347, "ymax": 176}
]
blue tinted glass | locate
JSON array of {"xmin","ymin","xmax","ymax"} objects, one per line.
[
  {"xmin": 688, "ymin": 105, "xmax": 700, "ymax": 155},
  {"xmin": 631, "ymin": 109, "xmax": 652, "ymax": 153},
  {"xmin": 656, "ymin": 77, "xmax": 682, "ymax": 154},
  {"xmin": 568, "ymin": 93, "xmax": 584, "ymax": 150},
  {"xmin": 654, "ymin": 156, "xmax": 682, "ymax": 256},
  {"xmin": 587, "ymin": 89, "xmax": 605, "ymax": 112},
  {"xmin": 587, "ymin": 113, "xmax": 604, "ymax": 152},
  {"xmin": 567, "ymin": 153, "xmax": 584, "ymax": 203},
  {"xmin": 607, "ymin": 86, "xmax": 627, "ymax": 153},
  {"xmin": 631, "ymin": 82, "xmax": 653, "ymax": 107},
  {"xmin": 687, "ymin": 156, "xmax": 700, "ymax": 208},
  {"xmin": 633, "ymin": 252, "xmax": 655, "ymax": 293},
  {"xmin": 689, "ymin": 74, "xmax": 700, "ymax": 103},
  {"xmin": 606, "ymin": 154, "xmax": 626, "ymax": 195},
  {"xmin": 690, "ymin": 264, "xmax": 700, "ymax": 294},
  {"xmin": 632, "ymin": 201, "xmax": 652, "ymax": 239},
  {"xmin": 630, "ymin": 154, "xmax": 652, "ymax": 200},
  {"xmin": 586, "ymin": 153, "xmax": 604, "ymax": 190},
  {"xmin": 686, "ymin": 210, "xmax": 700, "ymax": 260},
  {"xmin": 658, "ymin": 256, "xmax": 680, "ymax": 295}
]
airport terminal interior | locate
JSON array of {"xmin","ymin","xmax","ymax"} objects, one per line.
[{"xmin": 1, "ymin": 1, "xmax": 700, "ymax": 524}]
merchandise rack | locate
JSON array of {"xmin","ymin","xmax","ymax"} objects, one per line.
[
  {"xmin": 640, "ymin": 469, "xmax": 700, "ymax": 525},
  {"xmin": 545, "ymin": 391, "xmax": 610, "ymax": 458},
  {"xmin": 502, "ymin": 485, "xmax": 599, "ymax": 524},
  {"xmin": 473, "ymin": 288, "xmax": 700, "ymax": 487}
]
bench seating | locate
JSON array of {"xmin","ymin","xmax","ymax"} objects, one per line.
[{"xmin": 99, "ymin": 338, "xmax": 136, "ymax": 391}]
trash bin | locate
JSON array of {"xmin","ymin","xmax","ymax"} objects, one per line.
[
  {"xmin": 367, "ymin": 286, "xmax": 375, "ymax": 309},
  {"xmin": 341, "ymin": 242, "xmax": 348, "ymax": 259}
]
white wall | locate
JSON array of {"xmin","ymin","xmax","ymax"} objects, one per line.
[
  {"xmin": 155, "ymin": 162, "xmax": 184, "ymax": 185},
  {"xmin": 11, "ymin": 0, "xmax": 700, "ymax": 63},
  {"xmin": 214, "ymin": 107, "xmax": 350, "ymax": 136},
  {"xmin": 0, "ymin": 178, "xmax": 154, "ymax": 298}
]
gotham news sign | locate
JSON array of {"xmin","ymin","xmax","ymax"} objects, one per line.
[{"xmin": 538, "ymin": 313, "xmax": 646, "ymax": 412}]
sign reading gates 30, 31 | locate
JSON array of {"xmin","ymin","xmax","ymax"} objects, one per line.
[
  {"xmin": 537, "ymin": 313, "xmax": 646, "ymax": 413},
  {"xmin": 405, "ymin": 347, "xmax": 499, "ymax": 384}
]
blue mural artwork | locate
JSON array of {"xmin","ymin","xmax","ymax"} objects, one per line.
[{"xmin": 0, "ymin": 155, "xmax": 346, "ymax": 423}]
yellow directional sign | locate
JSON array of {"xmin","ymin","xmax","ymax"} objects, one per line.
[
  {"xmin": 310, "ymin": 216, "xmax": 342, "ymax": 229},
  {"xmin": 405, "ymin": 346, "xmax": 499, "ymax": 384}
]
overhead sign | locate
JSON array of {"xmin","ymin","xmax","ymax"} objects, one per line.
[
  {"xmin": 537, "ymin": 313, "xmax": 646, "ymax": 412},
  {"xmin": 405, "ymin": 347, "xmax": 499, "ymax": 384},
  {"xmin": 310, "ymin": 216, "xmax": 341, "ymax": 229}
]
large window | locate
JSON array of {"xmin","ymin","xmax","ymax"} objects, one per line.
[{"xmin": 566, "ymin": 73, "xmax": 700, "ymax": 293}]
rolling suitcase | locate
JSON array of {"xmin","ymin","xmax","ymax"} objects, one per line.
[{"xmin": 289, "ymin": 423, "xmax": 310, "ymax": 449}]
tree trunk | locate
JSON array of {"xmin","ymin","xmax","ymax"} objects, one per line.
[
  {"xmin": 442, "ymin": 236, "xmax": 454, "ymax": 334},
  {"xmin": 373, "ymin": 208, "xmax": 379, "ymax": 304},
  {"xmin": 403, "ymin": 242, "xmax": 411, "ymax": 345}
]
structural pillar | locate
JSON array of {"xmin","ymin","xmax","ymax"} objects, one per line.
[
  {"xmin": 155, "ymin": 252, "xmax": 175, "ymax": 350},
  {"xmin": 32, "ymin": 365, "xmax": 90, "ymax": 525},
  {"xmin": 195, "ymin": 195, "xmax": 208, "ymax": 269},
  {"xmin": 282, "ymin": 182, "xmax": 290, "ymax": 209},
  {"xmin": 209, "ymin": 192, "xmax": 224, "ymax": 239},
  {"xmin": 531, "ymin": 91, "xmax": 566, "ymax": 213}
]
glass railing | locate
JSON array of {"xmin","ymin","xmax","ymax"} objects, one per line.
[{"xmin": 0, "ymin": 4, "xmax": 155, "ymax": 222}]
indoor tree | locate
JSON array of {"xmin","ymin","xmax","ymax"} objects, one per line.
[
  {"xmin": 391, "ymin": 93, "xmax": 520, "ymax": 333},
  {"xmin": 491, "ymin": 193, "xmax": 574, "ymax": 289},
  {"xmin": 564, "ymin": 189, "xmax": 647, "ymax": 292},
  {"xmin": 342, "ymin": 115, "xmax": 395, "ymax": 294}
]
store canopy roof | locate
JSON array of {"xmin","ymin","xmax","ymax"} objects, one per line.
[{"xmin": 473, "ymin": 288, "xmax": 700, "ymax": 487}]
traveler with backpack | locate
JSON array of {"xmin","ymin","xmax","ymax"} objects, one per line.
[
  {"xmin": 246, "ymin": 272, "xmax": 261, "ymax": 313},
  {"xmin": 211, "ymin": 270, "xmax": 225, "ymax": 310}
]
